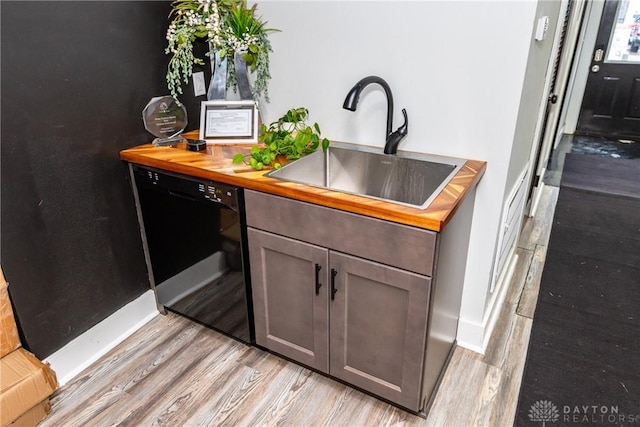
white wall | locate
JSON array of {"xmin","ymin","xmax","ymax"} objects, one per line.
[
  {"xmin": 506, "ymin": 1, "xmax": 562, "ymax": 193},
  {"xmin": 493, "ymin": 0, "xmax": 563, "ymax": 318},
  {"xmin": 256, "ymin": 0, "xmax": 541, "ymax": 350}
]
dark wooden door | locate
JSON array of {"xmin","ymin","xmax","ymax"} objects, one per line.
[
  {"xmin": 577, "ymin": 0, "xmax": 640, "ymax": 138},
  {"xmin": 328, "ymin": 252, "xmax": 431, "ymax": 411},
  {"xmin": 247, "ymin": 228, "xmax": 330, "ymax": 372}
]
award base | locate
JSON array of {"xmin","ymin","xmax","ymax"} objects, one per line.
[{"xmin": 152, "ymin": 135, "xmax": 186, "ymax": 147}]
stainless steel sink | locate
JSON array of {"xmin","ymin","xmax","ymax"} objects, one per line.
[{"xmin": 266, "ymin": 142, "xmax": 466, "ymax": 209}]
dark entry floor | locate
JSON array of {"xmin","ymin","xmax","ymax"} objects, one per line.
[
  {"xmin": 544, "ymin": 134, "xmax": 640, "ymax": 186},
  {"xmin": 516, "ymin": 153, "xmax": 640, "ymax": 426}
]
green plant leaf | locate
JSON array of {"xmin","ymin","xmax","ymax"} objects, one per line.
[
  {"xmin": 309, "ymin": 139, "xmax": 319, "ymax": 152},
  {"xmin": 293, "ymin": 133, "xmax": 307, "ymax": 152},
  {"xmin": 232, "ymin": 153, "xmax": 245, "ymax": 164},
  {"xmin": 243, "ymin": 52, "xmax": 255, "ymax": 66}
]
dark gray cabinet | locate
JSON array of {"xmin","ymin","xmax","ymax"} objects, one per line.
[
  {"xmin": 245, "ymin": 189, "xmax": 476, "ymax": 413},
  {"xmin": 248, "ymin": 228, "xmax": 329, "ymax": 371},
  {"xmin": 249, "ymin": 228, "xmax": 431, "ymax": 409},
  {"xmin": 328, "ymin": 252, "xmax": 431, "ymax": 410}
]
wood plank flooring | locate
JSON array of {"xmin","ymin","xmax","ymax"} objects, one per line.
[{"xmin": 40, "ymin": 187, "xmax": 559, "ymax": 427}]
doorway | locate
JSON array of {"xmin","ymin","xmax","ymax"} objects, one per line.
[
  {"xmin": 527, "ymin": 0, "xmax": 583, "ymax": 216},
  {"xmin": 529, "ymin": 0, "xmax": 640, "ymax": 216},
  {"xmin": 577, "ymin": 0, "xmax": 640, "ymax": 138}
]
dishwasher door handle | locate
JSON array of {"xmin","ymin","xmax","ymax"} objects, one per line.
[{"xmin": 168, "ymin": 190, "xmax": 196, "ymax": 202}]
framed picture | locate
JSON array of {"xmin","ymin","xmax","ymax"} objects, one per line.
[{"xmin": 199, "ymin": 100, "xmax": 259, "ymax": 143}]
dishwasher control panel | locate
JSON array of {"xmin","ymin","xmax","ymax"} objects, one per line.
[
  {"xmin": 133, "ymin": 165, "xmax": 238, "ymax": 210},
  {"xmin": 199, "ymin": 182, "xmax": 236, "ymax": 205}
]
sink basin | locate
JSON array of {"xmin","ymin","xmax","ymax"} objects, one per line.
[{"xmin": 266, "ymin": 142, "xmax": 466, "ymax": 209}]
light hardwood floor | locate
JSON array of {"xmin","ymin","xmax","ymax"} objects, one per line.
[{"xmin": 40, "ymin": 186, "xmax": 559, "ymax": 427}]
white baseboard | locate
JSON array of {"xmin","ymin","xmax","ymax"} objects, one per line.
[
  {"xmin": 455, "ymin": 318, "xmax": 487, "ymax": 354},
  {"xmin": 456, "ymin": 253, "xmax": 519, "ymax": 353},
  {"xmin": 44, "ymin": 290, "xmax": 159, "ymax": 386}
]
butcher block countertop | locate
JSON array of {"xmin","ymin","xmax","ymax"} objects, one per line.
[{"xmin": 120, "ymin": 134, "xmax": 486, "ymax": 232}]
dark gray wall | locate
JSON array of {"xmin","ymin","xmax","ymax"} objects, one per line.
[{"xmin": 1, "ymin": 1, "xmax": 204, "ymax": 358}]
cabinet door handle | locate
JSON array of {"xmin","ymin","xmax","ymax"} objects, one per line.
[
  {"xmin": 315, "ymin": 263, "xmax": 322, "ymax": 295},
  {"xmin": 330, "ymin": 268, "xmax": 338, "ymax": 300}
]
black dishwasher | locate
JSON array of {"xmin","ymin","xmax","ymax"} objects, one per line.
[{"xmin": 130, "ymin": 164, "xmax": 253, "ymax": 343}]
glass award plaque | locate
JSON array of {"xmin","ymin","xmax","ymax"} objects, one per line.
[{"xmin": 143, "ymin": 96, "xmax": 188, "ymax": 146}]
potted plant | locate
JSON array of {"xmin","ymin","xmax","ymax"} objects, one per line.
[
  {"xmin": 165, "ymin": 0, "xmax": 277, "ymax": 101},
  {"xmin": 233, "ymin": 107, "xmax": 330, "ymax": 171}
]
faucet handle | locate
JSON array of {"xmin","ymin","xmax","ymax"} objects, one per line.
[
  {"xmin": 397, "ymin": 108, "xmax": 408, "ymax": 135},
  {"xmin": 384, "ymin": 109, "xmax": 409, "ymax": 154}
]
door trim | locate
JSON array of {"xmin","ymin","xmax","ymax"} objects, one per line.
[
  {"xmin": 562, "ymin": 0, "xmax": 606, "ymax": 135},
  {"xmin": 527, "ymin": 0, "xmax": 578, "ymax": 217}
]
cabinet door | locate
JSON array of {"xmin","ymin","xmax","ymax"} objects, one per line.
[
  {"xmin": 248, "ymin": 228, "xmax": 329, "ymax": 372},
  {"xmin": 329, "ymin": 252, "xmax": 431, "ymax": 411}
]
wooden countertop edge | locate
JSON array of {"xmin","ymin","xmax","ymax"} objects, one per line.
[{"xmin": 120, "ymin": 144, "xmax": 486, "ymax": 232}]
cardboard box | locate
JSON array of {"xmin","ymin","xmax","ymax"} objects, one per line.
[
  {"xmin": 1, "ymin": 269, "xmax": 21, "ymax": 358},
  {"xmin": 9, "ymin": 400, "xmax": 51, "ymax": 427},
  {"xmin": 0, "ymin": 349, "xmax": 58, "ymax": 427}
]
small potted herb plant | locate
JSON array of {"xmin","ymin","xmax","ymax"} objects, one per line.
[{"xmin": 233, "ymin": 107, "xmax": 330, "ymax": 171}]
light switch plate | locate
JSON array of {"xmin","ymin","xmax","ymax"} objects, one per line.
[{"xmin": 193, "ymin": 72, "xmax": 206, "ymax": 97}]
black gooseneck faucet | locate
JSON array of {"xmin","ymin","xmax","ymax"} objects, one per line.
[{"xmin": 342, "ymin": 76, "xmax": 408, "ymax": 154}]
